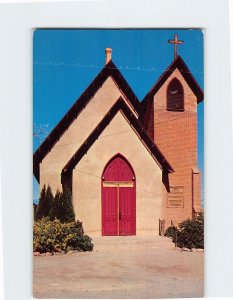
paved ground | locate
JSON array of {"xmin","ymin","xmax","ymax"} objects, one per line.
[{"xmin": 33, "ymin": 235, "xmax": 204, "ymax": 299}]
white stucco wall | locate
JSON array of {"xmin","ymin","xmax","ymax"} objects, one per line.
[
  {"xmin": 40, "ymin": 76, "xmax": 137, "ymax": 193},
  {"xmin": 73, "ymin": 111, "xmax": 163, "ymax": 236}
]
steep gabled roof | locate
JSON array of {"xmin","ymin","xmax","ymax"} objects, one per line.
[
  {"xmin": 33, "ymin": 60, "xmax": 141, "ymax": 181},
  {"xmin": 142, "ymin": 55, "xmax": 204, "ymax": 106},
  {"xmin": 62, "ymin": 97, "xmax": 174, "ymax": 176}
]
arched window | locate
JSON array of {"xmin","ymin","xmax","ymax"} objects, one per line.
[
  {"xmin": 167, "ymin": 78, "xmax": 184, "ymax": 111},
  {"xmin": 102, "ymin": 154, "xmax": 135, "ymax": 182}
]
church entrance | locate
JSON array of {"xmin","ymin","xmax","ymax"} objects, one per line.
[{"xmin": 102, "ymin": 154, "xmax": 136, "ymax": 236}]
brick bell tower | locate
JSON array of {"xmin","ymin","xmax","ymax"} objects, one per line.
[{"xmin": 142, "ymin": 34, "xmax": 204, "ymax": 226}]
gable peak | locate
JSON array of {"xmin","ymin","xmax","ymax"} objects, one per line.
[{"xmin": 142, "ymin": 55, "xmax": 203, "ymax": 103}]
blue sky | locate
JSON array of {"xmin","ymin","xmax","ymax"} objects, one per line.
[{"xmin": 33, "ymin": 29, "xmax": 204, "ymax": 203}]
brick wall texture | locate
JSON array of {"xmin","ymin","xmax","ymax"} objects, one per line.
[{"xmin": 144, "ymin": 68, "xmax": 202, "ymax": 227}]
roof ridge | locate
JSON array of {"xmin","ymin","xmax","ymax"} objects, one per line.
[
  {"xmin": 62, "ymin": 97, "xmax": 174, "ymax": 176},
  {"xmin": 142, "ymin": 55, "xmax": 204, "ymax": 104},
  {"xmin": 33, "ymin": 60, "xmax": 141, "ymax": 181}
]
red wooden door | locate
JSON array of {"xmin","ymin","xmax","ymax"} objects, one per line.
[
  {"xmin": 102, "ymin": 187, "xmax": 117, "ymax": 235},
  {"xmin": 119, "ymin": 187, "xmax": 136, "ymax": 235},
  {"xmin": 102, "ymin": 155, "xmax": 136, "ymax": 236}
]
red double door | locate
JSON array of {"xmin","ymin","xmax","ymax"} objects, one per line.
[{"xmin": 102, "ymin": 155, "xmax": 136, "ymax": 236}]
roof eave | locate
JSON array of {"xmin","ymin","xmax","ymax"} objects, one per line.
[
  {"xmin": 142, "ymin": 55, "xmax": 204, "ymax": 104},
  {"xmin": 33, "ymin": 60, "xmax": 141, "ymax": 179},
  {"xmin": 62, "ymin": 97, "xmax": 174, "ymax": 175}
]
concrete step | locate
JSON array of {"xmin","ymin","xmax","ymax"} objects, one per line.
[{"xmin": 92, "ymin": 235, "xmax": 175, "ymax": 251}]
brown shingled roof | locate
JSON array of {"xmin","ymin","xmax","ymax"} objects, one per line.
[
  {"xmin": 142, "ymin": 55, "xmax": 204, "ymax": 107},
  {"xmin": 33, "ymin": 60, "xmax": 141, "ymax": 181},
  {"xmin": 34, "ymin": 55, "xmax": 201, "ymax": 182},
  {"xmin": 62, "ymin": 97, "xmax": 174, "ymax": 176}
]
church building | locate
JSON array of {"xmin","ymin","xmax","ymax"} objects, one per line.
[{"xmin": 33, "ymin": 35, "xmax": 204, "ymax": 236}]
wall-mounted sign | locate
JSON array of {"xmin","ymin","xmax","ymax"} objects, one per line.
[{"xmin": 167, "ymin": 186, "xmax": 184, "ymax": 208}]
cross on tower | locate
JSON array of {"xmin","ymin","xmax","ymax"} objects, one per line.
[{"xmin": 168, "ymin": 34, "xmax": 184, "ymax": 60}]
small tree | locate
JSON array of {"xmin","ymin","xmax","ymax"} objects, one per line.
[
  {"xmin": 35, "ymin": 185, "xmax": 53, "ymax": 220},
  {"xmin": 49, "ymin": 190, "xmax": 63, "ymax": 221},
  {"xmin": 59, "ymin": 186, "xmax": 75, "ymax": 223},
  {"xmin": 34, "ymin": 184, "xmax": 75, "ymax": 223},
  {"xmin": 33, "ymin": 203, "xmax": 38, "ymax": 221}
]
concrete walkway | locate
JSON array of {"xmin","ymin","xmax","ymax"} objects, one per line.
[{"xmin": 33, "ymin": 235, "xmax": 204, "ymax": 298}]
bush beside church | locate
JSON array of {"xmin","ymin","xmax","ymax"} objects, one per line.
[
  {"xmin": 165, "ymin": 213, "xmax": 204, "ymax": 250},
  {"xmin": 33, "ymin": 185, "xmax": 93, "ymax": 254},
  {"xmin": 33, "ymin": 218, "xmax": 93, "ymax": 253}
]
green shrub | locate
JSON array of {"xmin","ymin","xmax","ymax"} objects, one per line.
[
  {"xmin": 35, "ymin": 185, "xmax": 52, "ymax": 220},
  {"xmin": 33, "ymin": 217, "xmax": 93, "ymax": 253},
  {"xmin": 35, "ymin": 185, "xmax": 76, "ymax": 223},
  {"xmin": 164, "ymin": 226, "xmax": 178, "ymax": 238},
  {"xmin": 176, "ymin": 213, "xmax": 204, "ymax": 249},
  {"xmin": 49, "ymin": 190, "xmax": 61, "ymax": 221},
  {"xmin": 58, "ymin": 186, "xmax": 75, "ymax": 223}
]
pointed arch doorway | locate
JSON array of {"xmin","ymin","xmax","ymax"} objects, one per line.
[{"xmin": 102, "ymin": 154, "xmax": 136, "ymax": 236}]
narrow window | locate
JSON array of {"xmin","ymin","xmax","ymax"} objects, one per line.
[{"xmin": 167, "ymin": 78, "xmax": 184, "ymax": 111}]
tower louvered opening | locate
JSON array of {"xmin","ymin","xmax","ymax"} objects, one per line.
[{"xmin": 167, "ymin": 78, "xmax": 184, "ymax": 111}]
